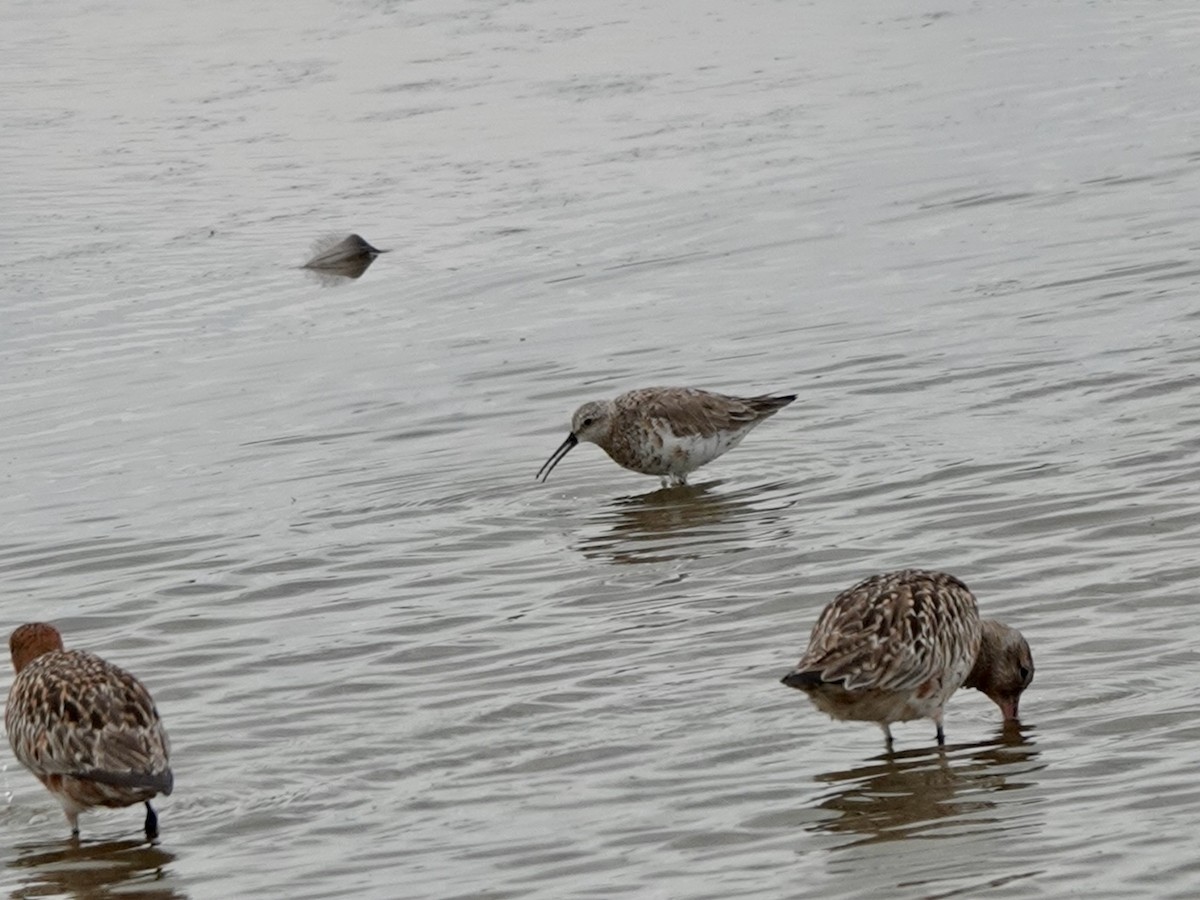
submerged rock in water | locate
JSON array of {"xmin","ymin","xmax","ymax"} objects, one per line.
[{"xmin": 303, "ymin": 233, "xmax": 388, "ymax": 279}]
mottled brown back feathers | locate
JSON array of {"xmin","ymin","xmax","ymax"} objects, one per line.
[
  {"xmin": 6, "ymin": 624, "xmax": 173, "ymax": 823},
  {"xmin": 783, "ymin": 570, "xmax": 1035, "ymax": 739},
  {"xmin": 616, "ymin": 388, "xmax": 795, "ymax": 439},
  {"xmin": 793, "ymin": 569, "xmax": 982, "ymax": 694}
]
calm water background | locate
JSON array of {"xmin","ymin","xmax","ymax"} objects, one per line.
[{"xmin": 2, "ymin": 1, "xmax": 1200, "ymax": 897}]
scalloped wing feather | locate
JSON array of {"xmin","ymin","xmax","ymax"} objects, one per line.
[
  {"xmin": 617, "ymin": 388, "xmax": 794, "ymax": 439},
  {"xmin": 796, "ymin": 570, "xmax": 982, "ymax": 694},
  {"xmin": 5, "ymin": 650, "xmax": 171, "ymax": 793}
]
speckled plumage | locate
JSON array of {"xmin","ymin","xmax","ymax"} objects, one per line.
[
  {"xmin": 781, "ymin": 570, "xmax": 1033, "ymax": 748},
  {"xmin": 6, "ymin": 623, "xmax": 172, "ymax": 837},
  {"xmin": 537, "ymin": 387, "xmax": 796, "ymax": 486}
]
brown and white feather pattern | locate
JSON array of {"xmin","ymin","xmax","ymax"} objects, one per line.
[
  {"xmin": 7, "ymin": 645, "xmax": 172, "ymax": 814},
  {"xmin": 544, "ymin": 387, "xmax": 795, "ymax": 485},
  {"xmin": 798, "ymin": 570, "xmax": 981, "ymax": 692},
  {"xmin": 789, "ymin": 570, "xmax": 982, "ymax": 730},
  {"xmin": 622, "ymin": 388, "xmax": 792, "ymax": 439}
]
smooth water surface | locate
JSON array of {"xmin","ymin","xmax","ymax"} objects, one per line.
[{"xmin": 2, "ymin": 1, "xmax": 1200, "ymax": 897}]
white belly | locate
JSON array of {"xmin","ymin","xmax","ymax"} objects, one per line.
[{"xmin": 657, "ymin": 427, "xmax": 751, "ymax": 475}]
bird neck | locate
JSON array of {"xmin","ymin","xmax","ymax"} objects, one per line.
[{"xmin": 964, "ymin": 619, "xmax": 1002, "ymax": 691}]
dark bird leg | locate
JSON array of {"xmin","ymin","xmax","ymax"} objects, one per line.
[
  {"xmin": 144, "ymin": 802, "xmax": 159, "ymax": 839},
  {"xmin": 934, "ymin": 712, "xmax": 946, "ymax": 747},
  {"xmin": 882, "ymin": 723, "xmax": 894, "ymax": 752}
]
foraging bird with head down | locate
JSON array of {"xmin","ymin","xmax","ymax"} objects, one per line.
[
  {"xmin": 780, "ymin": 569, "xmax": 1034, "ymax": 749},
  {"xmin": 537, "ymin": 386, "xmax": 796, "ymax": 487},
  {"xmin": 6, "ymin": 623, "xmax": 173, "ymax": 838}
]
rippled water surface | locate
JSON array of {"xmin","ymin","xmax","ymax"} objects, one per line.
[{"xmin": 3, "ymin": 1, "xmax": 1200, "ymax": 897}]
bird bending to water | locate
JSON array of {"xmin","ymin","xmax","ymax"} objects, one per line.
[
  {"xmin": 536, "ymin": 387, "xmax": 796, "ymax": 487},
  {"xmin": 780, "ymin": 569, "xmax": 1033, "ymax": 749},
  {"xmin": 6, "ymin": 623, "xmax": 173, "ymax": 838}
]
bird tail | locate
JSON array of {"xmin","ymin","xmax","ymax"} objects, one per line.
[
  {"xmin": 82, "ymin": 768, "xmax": 174, "ymax": 796},
  {"xmin": 750, "ymin": 394, "xmax": 797, "ymax": 417},
  {"xmin": 780, "ymin": 668, "xmax": 825, "ymax": 690}
]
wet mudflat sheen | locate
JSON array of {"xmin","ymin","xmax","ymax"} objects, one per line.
[{"xmin": 2, "ymin": 0, "xmax": 1200, "ymax": 897}]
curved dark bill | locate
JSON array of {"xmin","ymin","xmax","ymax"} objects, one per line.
[{"xmin": 537, "ymin": 433, "xmax": 578, "ymax": 482}]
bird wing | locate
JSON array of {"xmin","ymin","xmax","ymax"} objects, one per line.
[
  {"xmin": 795, "ymin": 570, "xmax": 981, "ymax": 693},
  {"xmin": 6, "ymin": 651, "xmax": 171, "ymax": 782},
  {"xmin": 621, "ymin": 388, "xmax": 783, "ymax": 438}
]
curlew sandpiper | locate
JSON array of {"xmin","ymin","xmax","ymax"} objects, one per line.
[
  {"xmin": 6, "ymin": 623, "xmax": 173, "ymax": 838},
  {"xmin": 780, "ymin": 569, "xmax": 1033, "ymax": 749},
  {"xmin": 536, "ymin": 386, "xmax": 796, "ymax": 487}
]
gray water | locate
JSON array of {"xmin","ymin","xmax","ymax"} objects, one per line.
[{"xmin": 2, "ymin": 1, "xmax": 1200, "ymax": 897}]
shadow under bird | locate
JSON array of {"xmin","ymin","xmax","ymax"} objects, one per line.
[
  {"xmin": 6, "ymin": 623, "xmax": 173, "ymax": 838},
  {"xmin": 537, "ymin": 387, "xmax": 796, "ymax": 487},
  {"xmin": 780, "ymin": 569, "xmax": 1034, "ymax": 749}
]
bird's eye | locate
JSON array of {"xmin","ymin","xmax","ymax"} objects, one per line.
[
  {"xmin": 1019, "ymin": 665, "xmax": 1031, "ymax": 683},
  {"xmin": 581, "ymin": 417, "xmax": 594, "ymax": 428}
]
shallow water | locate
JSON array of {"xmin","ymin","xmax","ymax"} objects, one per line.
[{"xmin": 3, "ymin": 0, "xmax": 1200, "ymax": 897}]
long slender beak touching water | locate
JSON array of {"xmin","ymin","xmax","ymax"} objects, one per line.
[{"xmin": 537, "ymin": 433, "xmax": 578, "ymax": 482}]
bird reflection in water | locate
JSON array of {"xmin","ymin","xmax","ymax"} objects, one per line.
[
  {"xmin": 810, "ymin": 724, "xmax": 1040, "ymax": 847},
  {"xmin": 301, "ymin": 233, "xmax": 388, "ymax": 284},
  {"xmin": 7, "ymin": 838, "xmax": 184, "ymax": 900},
  {"xmin": 576, "ymin": 480, "xmax": 792, "ymax": 564}
]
